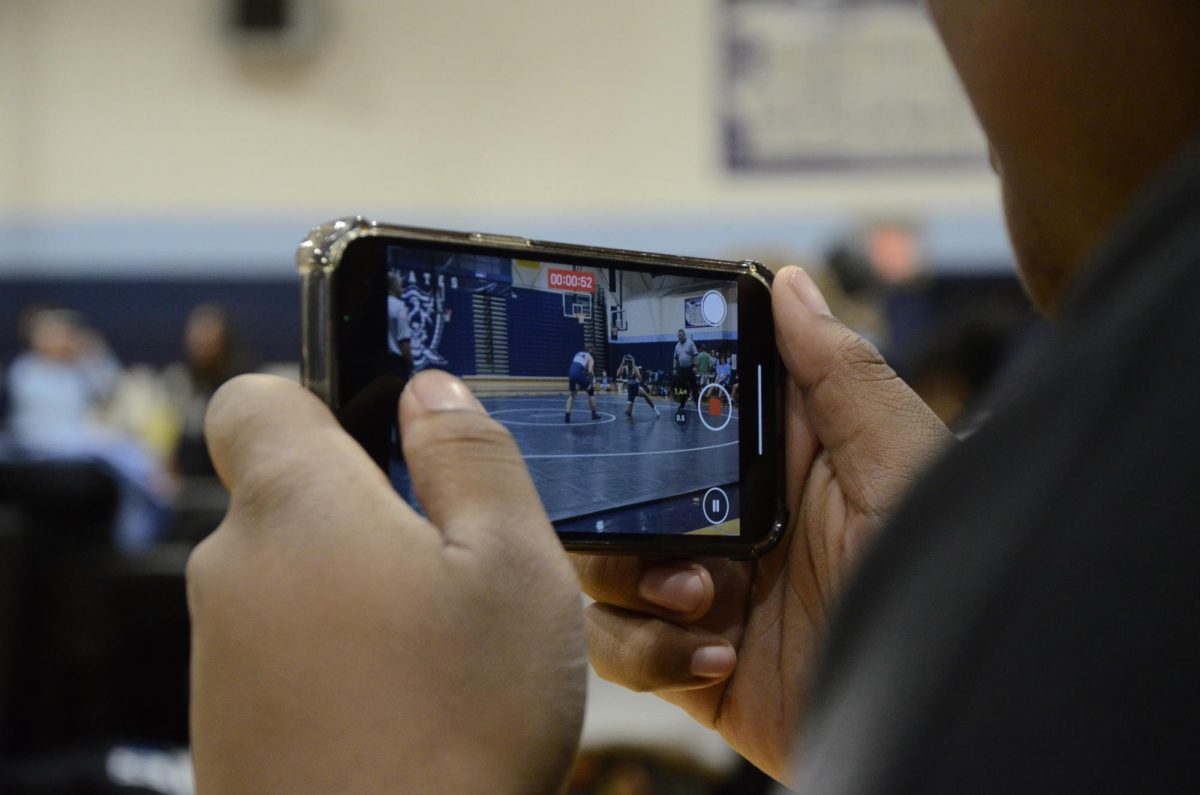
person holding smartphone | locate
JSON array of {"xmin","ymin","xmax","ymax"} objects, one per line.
[{"xmin": 186, "ymin": 2, "xmax": 1200, "ymax": 792}]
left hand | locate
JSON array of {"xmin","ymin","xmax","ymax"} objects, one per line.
[
  {"xmin": 187, "ymin": 371, "xmax": 586, "ymax": 794},
  {"xmin": 574, "ymin": 267, "xmax": 955, "ymax": 782}
]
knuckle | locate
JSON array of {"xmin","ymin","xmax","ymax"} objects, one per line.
[
  {"xmin": 204, "ymin": 374, "xmax": 280, "ymax": 442},
  {"xmin": 831, "ymin": 325, "xmax": 888, "ymax": 373},
  {"xmin": 570, "ymin": 554, "xmax": 597, "ymax": 588},
  {"xmin": 626, "ymin": 623, "xmax": 673, "ymax": 691},
  {"xmin": 591, "ymin": 646, "xmax": 655, "ymax": 692},
  {"xmin": 586, "ymin": 605, "xmax": 683, "ymax": 693},
  {"xmin": 573, "ymin": 555, "xmax": 629, "ymax": 598},
  {"xmin": 184, "ymin": 533, "xmax": 216, "ymax": 587},
  {"xmin": 231, "ymin": 461, "xmax": 303, "ymax": 520},
  {"xmin": 184, "ymin": 530, "xmax": 225, "ymax": 615},
  {"xmin": 223, "ymin": 439, "xmax": 351, "ymax": 525}
]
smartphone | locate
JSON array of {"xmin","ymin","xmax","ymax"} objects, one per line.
[{"xmin": 298, "ymin": 217, "xmax": 785, "ymax": 557}]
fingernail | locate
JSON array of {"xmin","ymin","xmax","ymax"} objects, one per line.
[
  {"xmin": 691, "ymin": 645, "xmax": 736, "ymax": 678},
  {"xmin": 639, "ymin": 566, "xmax": 705, "ymax": 613},
  {"xmin": 407, "ymin": 370, "xmax": 485, "ymax": 413},
  {"xmin": 787, "ymin": 267, "xmax": 833, "ymax": 317}
]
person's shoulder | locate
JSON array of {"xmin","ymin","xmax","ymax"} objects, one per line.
[{"xmin": 5, "ymin": 353, "xmax": 42, "ymax": 380}]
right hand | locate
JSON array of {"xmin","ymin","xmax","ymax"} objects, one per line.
[{"xmin": 574, "ymin": 267, "xmax": 954, "ymax": 783}]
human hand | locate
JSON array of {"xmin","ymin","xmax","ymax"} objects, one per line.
[
  {"xmin": 187, "ymin": 371, "xmax": 586, "ymax": 794},
  {"xmin": 574, "ymin": 267, "xmax": 954, "ymax": 783}
]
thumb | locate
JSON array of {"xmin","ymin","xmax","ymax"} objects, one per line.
[
  {"xmin": 772, "ymin": 266, "xmax": 953, "ymax": 513},
  {"xmin": 398, "ymin": 370, "xmax": 555, "ymax": 552}
]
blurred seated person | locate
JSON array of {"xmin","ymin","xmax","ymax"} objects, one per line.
[
  {"xmin": 908, "ymin": 313, "xmax": 1027, "ymax": 434},
  {"xmin": 5, "ymin": 307, "xmax": 169, "ymax": 551},
  {"xmin": 7, "ymin": 308, "xmax": 118, "ymax": 444},
  {"xmin": 163, "ymin": 304, "xmax": 249, "ymax": 478},
  {"xmin": 697, "ymin": 344, "xmax": 713, "ymax": 386},
  {"xmin": 714, "ymin": 354, "xmax": 732, "ymax": 389}
]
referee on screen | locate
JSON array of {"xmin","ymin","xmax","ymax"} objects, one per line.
[{"xmin": 673, "ymin": 328, "xmax": 699, "ymax": 412}]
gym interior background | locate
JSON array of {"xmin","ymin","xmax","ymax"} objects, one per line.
[{"xmin": 0, "ymin": 1, "xmax": 1045, "ymax": 792}]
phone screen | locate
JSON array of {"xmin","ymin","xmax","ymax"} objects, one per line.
[
  {"xmin": 323, "ymin": 225, "xmax": 780, "ymax": 555},
  {"xmin": 383, "ymin": 244, "xmax": 745, "ymax": 537}
]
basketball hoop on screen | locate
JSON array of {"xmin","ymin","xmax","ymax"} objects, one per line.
[{"xmin": 574, "ymin": 310, "xmax": 586, "ymax": 325}]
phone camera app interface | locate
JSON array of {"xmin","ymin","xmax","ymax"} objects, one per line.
[{"xmin": 386, "ymin": 246, "xmax": 741, "ymax": 536}]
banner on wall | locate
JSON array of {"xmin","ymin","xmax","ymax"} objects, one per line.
[
  {"xmin": 684, "ymin": 290, "xmax": 729, "ymax": 329},
  {"xmin": 722, "ymin": 0, "xmax": 986, "ymax": 172},
  {"xmin": 684, "ymin": 295, "xmax": 708, "ymax": 328}
]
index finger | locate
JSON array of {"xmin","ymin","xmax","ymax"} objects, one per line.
[{"xmin": 205, "ymin": 374, "xmax": 431, "ymax": 542}]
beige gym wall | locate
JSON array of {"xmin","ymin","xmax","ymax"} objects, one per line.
[{"xmin": 0, "ymin": 0, "xmax": 998, "ymax": 219}]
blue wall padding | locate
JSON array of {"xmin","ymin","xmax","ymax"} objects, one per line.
[
  {"xmin": 507, "ymin": 287, "xmax": 586, "ymax": 378},
  {"xmin": 0, "ymin": 278, "xmax": 300, "ymax": 368}
]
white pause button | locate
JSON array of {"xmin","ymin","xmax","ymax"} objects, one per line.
[{"xmin": 701, "ymin": 487, "xmax": 730, "ymax": 525}]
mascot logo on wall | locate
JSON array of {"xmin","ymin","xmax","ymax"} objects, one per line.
[{"xmin": 403, "ymin": 283, "xmax": 449, "ymax": 371}]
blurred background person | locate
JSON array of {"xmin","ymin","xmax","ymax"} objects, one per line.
[
  {"xmin": 4, "ymin": 306, "xmax": 170, "ymax": 552},
  {"xmin": 162, "ymin": 304, "xmax": 248, "ymax": 479},
  {"xmin": 158, "ymin": 304, "xmax": 250, "ymax": 545},
  {"xmin": 696, "ymin": 343, "xmax": 713, "ymax": 386},
  {"xmin": 6, "ymin": 308, "xmax": 119, "ymax": 447},
  {"xmin": 905, "ymin": 310, "xmax": 1036, "ymax": 434},
  {"xmin": 714, "ymin": 351, "xmax": 732, "ymax": 391}
]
